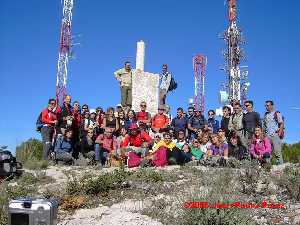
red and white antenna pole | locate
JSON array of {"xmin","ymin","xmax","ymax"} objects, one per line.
[
  {"xmin": 193, "ymin": 55, "xmax": 207, "ymax": 113},
  {"xmin": 56, "ymin": 0, "xmax": 74, "ymax": 106}
]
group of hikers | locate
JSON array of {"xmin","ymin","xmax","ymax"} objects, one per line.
[{"xmin": 38, "ymin": 93, "xmax": 285, "ymax": 168}]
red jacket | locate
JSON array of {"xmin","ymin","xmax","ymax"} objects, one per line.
[
  {"xmin": 72, "ymin": 110, "xmax": 82, "ymax": 129},
  {"xmin": 41, "ymin": 108, "xmax": 58, "ymax": 126},
  {"xmin": 121, "ymin": 131, "xmax": 152, "ymax": 148}
]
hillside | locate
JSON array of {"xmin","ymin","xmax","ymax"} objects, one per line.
[{"xmin": 1, "ymin": 163, "xmax": 300, "ymax": 225}]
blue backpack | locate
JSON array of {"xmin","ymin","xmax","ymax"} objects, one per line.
[{"xmin": 36, "ymin": 112, "xmax": 43, "ymax": 132}]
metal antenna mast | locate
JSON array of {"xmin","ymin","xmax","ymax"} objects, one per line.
[
  {"xmin": 56, "ymin": 0, "xmax": 74, "ymax": 105},
  {"xmin": 193, "ymin": 54, "xmax": 207, "ymax": 112},
  {"xmin": 220, "ymin": 0, "xmax": 249, "ymax": 105}
]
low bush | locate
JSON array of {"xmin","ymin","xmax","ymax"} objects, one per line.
[
  {"xmin": 16, "ymin": 138, "xmax": 43, "ymax": 162},
  {"xmin": 23, "ymin": 160, "xmax": 49, "ymax": 170},
  {"xmin": 277, "ymin": 166, "xmax": 300, "ymax": 201},
  {"xmin": 130, "ymin": 169, "xmax": 163, "ymax": 183},
  {"xmin": 65, "ymin": 169, "xmax": 132, "ymax": 196}
]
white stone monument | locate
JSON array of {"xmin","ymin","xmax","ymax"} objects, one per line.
[{"xmin": 132, "ymin": 40, "xmax": 159, "ymax": 116}]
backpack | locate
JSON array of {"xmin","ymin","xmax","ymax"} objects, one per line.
[
  {"xmin": 168, "ymin": 76, "xmax": 177, "ymax": 92},
  {"xmin": 274, "ymin": 111, "xmax": 285, "ymax": 139},
  {"xmin": 36, "ymin": 112, "xmax": 43, "ymax": 132}
]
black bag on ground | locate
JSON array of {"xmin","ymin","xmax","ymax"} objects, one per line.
[{"xmin": 0, "ymin": 150, "xmax": 22, "ymax": 178}]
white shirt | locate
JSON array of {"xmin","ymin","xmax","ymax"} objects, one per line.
[{"xmin": 160, "ymin": 72, "xmax": 171, "ymax": 91}]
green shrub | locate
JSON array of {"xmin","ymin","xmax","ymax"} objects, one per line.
[
  {"xmin": 130, "ymin": 169, "xmax": 163, "ymax": 183},
  {"xmin": 66, "ymin": 169, "xmax": 132, "ymax": 196},
  {"xmin": 271, "ymin": 142, "xmax": 300, "ymax": 164},
  {"xmin": 16, "ymin": 138, "xmax": 43, "ymax": 162},
  {"xmin": 282, "ymin": 143, "xmax": 300, "ymax": 163},
  {"xmin": 23, "ymin": 160, "xmax": 49, "ymax": 170},
  {"xmin": 180, "ymin": 203, "xmax": 255, "ymax": 225},
  {"xmin": 277, "ymin": 167, "xmax": 300, "ymax": 201}
]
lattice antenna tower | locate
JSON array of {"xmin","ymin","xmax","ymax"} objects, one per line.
[
  {"xmin": 193, "ymin": 55, "xmax": 207, "ymax": 112},
  {"xmin": 56, "ymin": 0, "xmax": 74, "ymax": 105},
  {"xmin": 220, "ymin": 0, "xmax": 249, "ymax": 105}
]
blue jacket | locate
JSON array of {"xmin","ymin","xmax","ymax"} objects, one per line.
[{"xmin": 55, "ymin": 136, "xmax": 73, "ymax": 153}]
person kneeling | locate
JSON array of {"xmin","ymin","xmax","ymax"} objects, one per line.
[
  {"xmin": 54, "ymin": 129, "xmax": 74, "ymax": 165},
  {"xmin": 121, "ymin": 124, "xmax": 153, "ymax": 168},
  {"xmin": 95, "ymin": 128, "xmax": 117, "ymax": 167},
  {"xmin": 250, "ymin": 126, "xmax": 272, "ymax": 166}
]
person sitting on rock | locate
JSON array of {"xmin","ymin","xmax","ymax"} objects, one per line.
[
  {"xmin": 189, "ymin": 139, "xmax": 204, "ymax": 162},
  {"xmin": 150, "ymin": 132, "xmax": 184, "ymax": 165},
  {"xmin": 152, "ymin": 133, "xmax": 162, "ymax": 151},
  {"xmin": 54, "ymin": 129, "xmax": 75, "ymax": 165},
  {"xmin": 79, "ymin": 128, "xmax": 96, "ymax": 164},
  {"xmin": 199, "ymin": 132, "xmax": 211, "ymax": 156},
  {"xmin": 121, "ymin": 124, "xmax": 152, "ymax": 157},
  {"xmin": 206, "ymin": 133, "xmax": 229, "ymax": 159},
  {"xmin": 228, "ymin": 132, "xmax": 248, "ymax": 160},
  {"xmin": 174, "ymin": 129, "xmax": 187, "ymax": 149},
  {"xmin": 181, "ymin": 143, "xmax": 192, "ymax": 163},
  {"xmin": 249, "ymin": 126, "xmax": 272, "ymax": 165},
  {"xmin": 95, "ymin": 128, "xmax": 117, "ymax": 166}
]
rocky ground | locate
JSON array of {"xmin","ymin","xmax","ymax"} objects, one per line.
[{"xmin": 2, "ymin": 163, "xmax": 300, "ymax": 225}]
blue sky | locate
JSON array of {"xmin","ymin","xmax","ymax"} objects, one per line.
[{"xmin": 0, "ymin": 0, "xmax": 299, "ymax": 152}]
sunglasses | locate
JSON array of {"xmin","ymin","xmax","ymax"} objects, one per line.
[
  {"xmin": 140, "ymin": 105, "xmax": 146, "ymax": 107},
  {"xmin": 245, "ymin": 104, "xmax": 251, "ymax": 107}
]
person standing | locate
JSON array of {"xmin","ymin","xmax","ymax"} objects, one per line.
[
  {"xmin": 221, "ymin": 106, "xmax": 231, "ymax": 139},
  {"xmin": 136, "ymin": 101, "xmax": 151, "ymax": 131},
  {"xmin": 188, "ymin": 109, "xmax": 208, "ymax": 140},
  {"xmin": 243, "ymin": 100, "xmax": 261, "ymax": 147},
  {"xmin": 159, "ymin": 64, "xmax": 172, "ymax": 106},
  {"xmin": 41, "ymin": 99, "xmax": 58, "ymax": 160},
  {"xmin": 114, "ymin": 61, "xmax": 133, "ymax": 108},
  {"xmin": 228, "ymin": 102, "xmax": 246, "ymax": 148},
  {"xmin": 207, "ymin": 110, "xmax": 219, "ymax": 134},
  {"xmin": 171, "ymin": 107, "xmax": 188, "ymax": 138},
  {"xmin": 263, "ymin": 100, "xmax": 284, "ymax": 165},
  {"xmin": 58, "ymin": 95, "xmax": 73, "ymax": 135}
]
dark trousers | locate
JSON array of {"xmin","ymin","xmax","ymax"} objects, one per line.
[
  {"xmin": 167, "ymin": 147, "xmax": 185, "ymax": 165},
  {"xmin": 41, "ymin": 126, "xmax": 54, "ymax": 160},
  {"xmin": 95, "ymin": 144, "xmax": 109, "ymax": 166}
]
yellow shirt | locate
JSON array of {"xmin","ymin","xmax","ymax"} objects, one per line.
[{"xmin": 150, "ymin": 140, "xmax": 176, "ymax": 153}]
